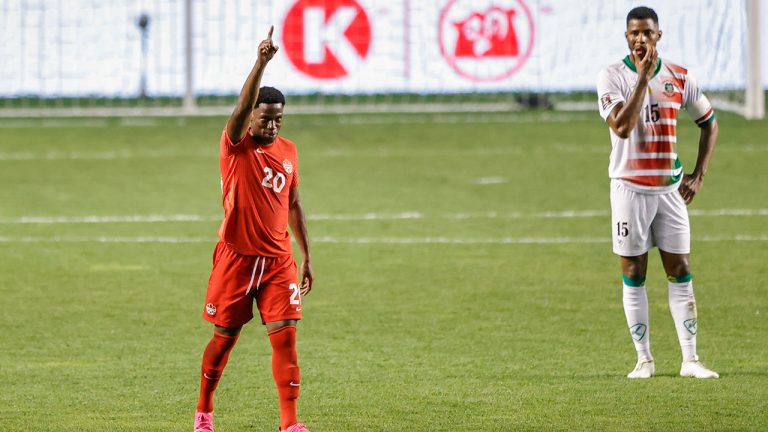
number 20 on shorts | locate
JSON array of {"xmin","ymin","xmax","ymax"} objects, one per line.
[{"xmin": 289, "ymin": 283, "xmax": 300, "ymax": 305}]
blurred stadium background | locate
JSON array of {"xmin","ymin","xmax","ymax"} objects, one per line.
[{"xmin": 0, "ymin": 0, "xmax": 764, "ymax": 118}]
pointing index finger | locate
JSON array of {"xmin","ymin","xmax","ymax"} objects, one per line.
[{"xmin": 267, "ymin": 25, "xmax": 274, "ymax": 40}]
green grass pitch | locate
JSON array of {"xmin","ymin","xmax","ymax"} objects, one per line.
[{"xmin": 0, "ymin": 110, "xmax": 766, "ymax": 431}]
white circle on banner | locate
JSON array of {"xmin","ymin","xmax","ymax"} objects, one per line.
[{"xmin": 282, "ymin": 0, "xmax": 372, "ymax": 79}]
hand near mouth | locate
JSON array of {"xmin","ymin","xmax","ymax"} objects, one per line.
[{"xmin": 636, "ymin": 44, "xmax": 657, "ymax": 81}]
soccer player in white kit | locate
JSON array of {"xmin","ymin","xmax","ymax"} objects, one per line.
[{"xmin": 597, "ymin": 6, "xmax": 719, "ymax": 379}]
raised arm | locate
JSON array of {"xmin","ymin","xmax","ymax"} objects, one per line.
[
  {"xmin": 288, "ymin": 187, "xmax": 313, "ymax": 295},
  {"xmin": 678, "ymin": 119, "xmax": 718, "ymax": 204},
  {"xmin": 606, "ymin": 45, "xmax": 657, "ymax": 138},
  {"xmin": 226, "ymin": 26, "xmax": 279, "ymax": 143}
]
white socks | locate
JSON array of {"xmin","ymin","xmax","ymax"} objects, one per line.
[
  {"xmin": 668, "ymin": 279, "xmax": 698, "ymax": 362},
  {"xmin": 623, "ymin": 283, "xmax": 652, "ymax": 361}
]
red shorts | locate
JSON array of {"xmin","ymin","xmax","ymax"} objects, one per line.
[{"xmin": 203, "ymin": 241, "xmax": 303, "ymax": 327}]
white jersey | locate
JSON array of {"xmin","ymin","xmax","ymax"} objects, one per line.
[{"xmin": 597, "ymin": 57, "xmax": 715, "ymax": 194}]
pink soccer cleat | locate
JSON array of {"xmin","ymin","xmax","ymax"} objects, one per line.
[
  {"xmin": 281, "ymin": 422, "xmax": 310, "ymax": 432},
  {"xmin": 194, "ymin": 411, "xmax": 214, "ymax": 432}
]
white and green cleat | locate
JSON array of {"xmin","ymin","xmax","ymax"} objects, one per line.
[
  {"xmin": 680, "ymin": 360, "xmax": 719, "ymax": 379},
  {"xmin": 627, "ymin": 359, "xmax": 655, "ymax": 379}
]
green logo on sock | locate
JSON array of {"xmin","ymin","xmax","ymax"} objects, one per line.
[
  {"xmin": 630, "ymin": 323, "xmax": 647, "ymax": 341},
  {"xmin": 684, "ymin": 319, "xmax": 697, "ymax": 335}
]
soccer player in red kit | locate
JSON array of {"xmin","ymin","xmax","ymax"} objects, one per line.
[{"xmin": 194, "ymin": 27, "xmax": 314, "ymax": 432}]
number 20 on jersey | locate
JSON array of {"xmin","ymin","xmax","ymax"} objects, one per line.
[{"xmin": 261, "ymin": 167, "xmax": 286, "ymax": 193}]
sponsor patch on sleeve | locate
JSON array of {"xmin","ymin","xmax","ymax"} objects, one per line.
[{"xmin": 600, "ymin": 93, "xmax": 612, "ymax": 110}]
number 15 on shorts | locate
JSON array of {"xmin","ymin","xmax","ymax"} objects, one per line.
[{"xmin": 617, "ymin": 222, "xmax": 629, "ymax": 237}]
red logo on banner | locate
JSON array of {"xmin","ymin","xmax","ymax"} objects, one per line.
[
  {"xmin": 439, "ymin": 0, "xmax": 535, "ymax": 82},
  {"xmin": 453, "ymin": 8, "xmax": 519, "ymax": 57},
  {"xmin": 282, "ymin": 0, "xmax": 372, "ymax": 79}
]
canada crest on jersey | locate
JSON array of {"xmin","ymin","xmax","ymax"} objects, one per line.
[
  {"xmin": 282, "ymin": 159, "xmax": 293, "ymax": 174},
  {"xmin": 206, "ymin": 303, "xmax": 216, "ymax": 316},
  {"xmin": 663, "ymin": 81, "xmax": 676, "ymax": 97}
]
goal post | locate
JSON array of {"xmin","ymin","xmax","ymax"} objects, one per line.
[
  {"xmin": 183, "ymin": 0, "xmax": 196, "ymax": 113},
  {"xmin": 745, "ymin": 0, "xmax": 765, "ymax": 119}
]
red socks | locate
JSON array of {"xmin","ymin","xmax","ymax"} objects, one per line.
[
  {"xmin": 196, "ymin": 326, "xmax": 300, "ymax": 429},
  {"xmin": 268, "ymin": 326, "xmax": 300, "ymax": 430},
  {"xmin": 197, "ymin": 332, "xmax": 239, "ymax": 413}
]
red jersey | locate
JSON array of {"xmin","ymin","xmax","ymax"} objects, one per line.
[{"xmin": 217, "ymin": 128, "xmax": 300, "ymax": 256}]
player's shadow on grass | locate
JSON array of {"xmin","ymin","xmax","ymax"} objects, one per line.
[
  {"xmin": 643, "ymin": 372, "xmax": 678, "ymax": 378},
  {"xmin": 713, "ymin": 371, "xmax": 767, "ymax": 378},
  {"xmin": 564, "ymin": 372, "xmax": 686, "ymax": 379},
  {"xmin": 571, "ymin": 371, "xmax": 761, "ymax": 379}
]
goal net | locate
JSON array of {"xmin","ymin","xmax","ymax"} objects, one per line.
[{"xmin": 0, "ymin": 0, "xmax": 763, "ymax": 118}]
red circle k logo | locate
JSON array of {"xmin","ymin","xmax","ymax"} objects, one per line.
[
  {"xmin": 439, "ymin": 0, "xmax": 535, "ymax": 82},
  {"xmin": 283, "ymin": 0, "xmax": 372, "ymax": 79}
]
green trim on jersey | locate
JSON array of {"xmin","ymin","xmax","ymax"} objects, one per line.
[
  {"xmin": 697, "ymin": 113, "xmax": 716, "ymax": 128},
  {"xmin": 622, "ymin": 55, "xmax": 662, "ymax": 79},
  {"xmin": 670, "ymin": 157, "xmax": 683, "ymax": 184}
]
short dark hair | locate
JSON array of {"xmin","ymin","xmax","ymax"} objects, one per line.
[
  {"xmin": 626, "ymin": 6, "xmax": 658, "ymax": 26},
  {"xmin": 255, "ymin": 86, "xmax": 285, "ymax": 107}
]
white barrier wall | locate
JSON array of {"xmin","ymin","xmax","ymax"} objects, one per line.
[{"xmin": 0, "ymin": 0, "xmax": 760, "ymax": 97}]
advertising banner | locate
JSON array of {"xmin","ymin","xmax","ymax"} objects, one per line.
[{"xmin": 0, "ymin": 0, "xmax": 758, "ymax": 97}]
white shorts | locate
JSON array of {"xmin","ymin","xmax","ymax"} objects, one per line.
[{"xmin": 610, "ymin": 179, "xmax": 690, "ymax": 256}]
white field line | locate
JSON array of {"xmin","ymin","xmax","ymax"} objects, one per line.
[
  {"xmin": 0, "ymin": 214, "xmax": 214, "ymax": 224},
  {"xmin": 309, "ymin": 212, "xmax": 424, "ymax": 221},
  {"xmin": 3, "ymin": 143, "xmax": 765, "ymax": 162},
  {"xmin": 0, "ymin": 149, "xmax": 213, "ymax": 161},
  {"xmin": 333, "ymin": 112, "xmax": 594, "ymax": 125},
  {"xmin": 0, "ymin": 151, "xmax": 124, "ymax": 161},
  {"xmin": 312, "ymin": 236, "xmax": 609, "ymax": 244},
  {"xmin": 1, "ymin": 209, "xmax": 766, "ymax": 225},
  {"xmin": 0, "ymin": 118, "xmax": 174, "ymax": 128},
  {"xmin": 314, "ymin": 148, "xmax": 525, "ymax": 157},
  {"xmin": 0, "ymin": 112, "xmax": 587, "ymax": 128},
  {"xmin": 313, "ymin": 235, "xmax": 768, "ymax": 244},
  {"xmin": 0, "ymin": 119, "xmax": 110, "ymax": 128},
  {"xmin": 473, "ymin": 176, "xmax": 508, "ymax": 185},
  {"xmin": 0, "ymin": 148, "xmax": 526, "ymax": 161},
  {"xmin": 0, "ymin": 236, "xmax": 216, "ymax": 243},
  {"xmin": 0, "ymin": 235, "xmax": 766, "ymax": 244}
]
